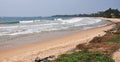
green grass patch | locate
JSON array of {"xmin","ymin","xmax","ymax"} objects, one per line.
[
  {"xmin": 107, "ymin": 35, "xmax": 120, "ymax": 43},
  {"xmin": 53, "ymin": 50, "xmax": 114, "ymax": 62}
]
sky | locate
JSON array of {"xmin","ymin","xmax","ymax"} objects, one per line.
[{"xmin": 0, "ymin": 0, "xmax": 120, "ymax": 17}]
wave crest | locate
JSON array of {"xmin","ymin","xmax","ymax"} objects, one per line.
[
  {"xmin": 0, "ymin": 17, "xmax": 108, "ymax": 36},
  {"xmin": 19, "ymin": 20, "xmax": 41, "ymax": 24}
]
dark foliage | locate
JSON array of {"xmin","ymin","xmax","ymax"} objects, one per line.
[
  {"xmin": 52, "ymin": 8, "xmax": 120, "ymax": 18},
  {"xmin": 102, "ymin": 8, "xmax": 120, "ymax": 18}
]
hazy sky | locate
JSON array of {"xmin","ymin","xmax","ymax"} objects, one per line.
[{"xmin": 0, "ymin": 0, "xmax": 120, "ymax": 17}]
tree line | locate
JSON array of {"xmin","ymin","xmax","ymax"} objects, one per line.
[{"xmin": 52, "ymin": 8, "xmax": 120, "ymax": 18}]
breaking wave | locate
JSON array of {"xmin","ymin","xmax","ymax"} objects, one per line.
[{"xmin": 0, "ymin": 17, "xmax": 109, "ymax": 36}]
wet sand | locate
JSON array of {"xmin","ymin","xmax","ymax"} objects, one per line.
[
  {"xmin": 0, "ymin": 30, "xmax": 82, "ymax": 50},
  {"xmin": 0, "ymin": 18, "xmax": 119, "ymax": 62}
]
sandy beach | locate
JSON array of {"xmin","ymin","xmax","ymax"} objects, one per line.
[{"xmin": 0, "ymin": 18, "xmax": 119, "ymax": 62}]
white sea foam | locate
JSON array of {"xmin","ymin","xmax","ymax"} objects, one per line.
[
  {"xmin": 54, "ymin": 18, "xmax": 63, "ymax": 21},
  {"xmin": 0, "ymin": 17, "xmax": 107, "ymax": 36},
  {"xmin": 19, "ymin": 20, "xmax": 34, "ymax": 24},
  {"xmin": 19, "ymin": 20, "xmax": 41, "ymax": 24},
  {"xmin": 59, "ymin": 18, "xmax": 83, "ymax": 24}
]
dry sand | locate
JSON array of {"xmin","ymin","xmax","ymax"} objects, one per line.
[
  {"xmin": 113, "ymin": 49, "xmax": 120, "ymax": 62},
  {"xmin": 0, "ymin": 18, "xmax": 119, "ymax": 62}
]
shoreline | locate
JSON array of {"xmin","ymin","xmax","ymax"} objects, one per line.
[
  {"xmin": 0, "ymin": 18, "xmax": 118, "ymax": 62},
  {"xmin": 0, "ymin": 29, "xmax": 82, "ymax": 50},
  {"xmin": 0, "ymin": 17, "xmax": 110, "ymax": 50}
]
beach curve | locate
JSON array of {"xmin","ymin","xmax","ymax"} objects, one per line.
[{"xmin": 0, "ymin": 18, "xmax": 118, "ymax": 62}]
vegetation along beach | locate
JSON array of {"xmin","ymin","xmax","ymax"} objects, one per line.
[{"xmin": 0, "ymin": 0, "xmax": 120, "ymax": 62}]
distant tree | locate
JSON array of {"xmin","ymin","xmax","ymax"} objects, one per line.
[
  {"xmin": 51, "ymin": 8, "xmax": 120, "ymax": 18},
  {"xmin": 103, "ymin": 8, "xmax": 120, "ymax": 18}
]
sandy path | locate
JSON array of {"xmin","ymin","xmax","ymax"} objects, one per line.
[
  {"xmin": 0, "ymin": 18, "xmax": 118, "ymax": 62},
  {"xmin": 113, "ymin": 49, "xmax": 120, "ymax": 62}
]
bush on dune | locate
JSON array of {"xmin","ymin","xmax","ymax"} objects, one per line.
[{"xmin": 52, "ymin": 50, "xmax": 114, "ymax": 62}]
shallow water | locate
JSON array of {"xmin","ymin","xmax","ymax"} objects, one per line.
[{"xmin": 0, "ymin": 17, "xmax": 111, "ymax": 50}]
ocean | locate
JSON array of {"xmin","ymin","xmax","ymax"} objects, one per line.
[
  {"xmin": 0, "ymin": 17, "xmax": 111, "ymax": 50},
  {"xmin": 0, "ymin": 17, "xmax": 110, "ymax": 36}
]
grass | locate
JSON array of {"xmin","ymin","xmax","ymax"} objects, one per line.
[
  {"xmin": 107, "ymin": 35, "xmax": 120, "ymax": 43},
  {"xmin": 52, "ymin": 50, "xmax": 114, "ymax": 62}
]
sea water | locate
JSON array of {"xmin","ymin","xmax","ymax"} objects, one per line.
[
  {"xmin": 0, "ymin": 17, "xmax": 110, "ymax": 36},
  {"xmin": 0, "ymin": 17, "xmax": 111, "ymax": 50}
]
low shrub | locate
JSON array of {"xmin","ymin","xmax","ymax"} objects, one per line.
[{"xmin": 52, "ymin": 51, "xmax": 114, "ymax": 62}]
